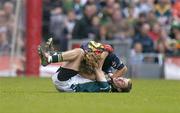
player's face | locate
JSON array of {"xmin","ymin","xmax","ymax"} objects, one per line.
[{"xmin": 113, "ymin": 77, "xmax": 129, "ymax": 90}]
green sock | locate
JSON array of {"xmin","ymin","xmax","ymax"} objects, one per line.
[{"xmin": 51, "ymin": 53, "xmax": 63, "ymax": 63}]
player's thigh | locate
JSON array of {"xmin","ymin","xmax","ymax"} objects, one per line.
[
  {"xmin": 63, "ymin": 48, "xmax": 84, "ymax": 71},
  {"xmin": 62, "ymin": 48, "xmax": 84, "ymax": 61},
  {"xmin": 51, "ymin": 72, "xmax": 74, "ymax": 92}
]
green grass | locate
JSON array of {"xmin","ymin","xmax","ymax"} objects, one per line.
[{"xmin": 0, "ymin": 77, "xmax": 180, "ymax": 113}]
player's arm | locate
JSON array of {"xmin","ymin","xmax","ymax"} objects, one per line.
[
  {"xmin": 94, "ymin": 51, "xmax": 111, "ymax": 92},
  {"xmin": 109, "ymin": 53, "xmax": 128, "ymax": 78},
  {"xmin": 95, "ymin": 51, "xmax": 109, "ymax": 81},
  {"xmin": 94, "ymin": 69, "xmax": 111, "ymax": 92},
  {"xmin": 95, "ymin": 68, "xmax": 107, "ymax": 82},
  {"xmin": 111, "ymin": 66, "xmax": 128, "ymax": 78}
]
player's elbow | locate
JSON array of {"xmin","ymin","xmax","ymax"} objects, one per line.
[
  {"xmin": 123, "ymin": 66, "xmax": 128, "ymax": 74},
  {"xmin": 112, "ymin": 66, "xmax": 128, "ymax": 78}
]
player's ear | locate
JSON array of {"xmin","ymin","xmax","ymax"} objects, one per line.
[{"xmin": 103, "ymin": 44, "xmax": 114, "ymax": 52}]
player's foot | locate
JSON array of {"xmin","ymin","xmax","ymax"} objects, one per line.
[
  {"xmin": 45, "ymin": 38, "xmax": 54, "ymax": 51},
  {"xmin": 45, "ymin": 38, "xmax": 58, "ymax": 55},
  {"xmin": 38, "ymin": 45, "xmax": 50, "ymax": 66}
]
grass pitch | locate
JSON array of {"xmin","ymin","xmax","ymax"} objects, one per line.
[{"xmin": 0, "ymin": 77, "xmax": 180, "ymax": 113}]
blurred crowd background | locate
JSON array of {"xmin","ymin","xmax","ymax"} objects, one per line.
[
  {"xmin": 0, "ymin": 0, "xmax": 180, "ymax": 56},
  {"xmin": 0, "ymin": 0, "xmax": 180, "ymax": 76}
]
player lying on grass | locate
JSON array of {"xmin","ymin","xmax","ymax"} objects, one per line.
[
  {"xmin": 38, "ymin": 39, "xmax": 132, "ymax": 92},
  {"xmin": 80, "ymin": 41, "xmax": 128, "ymax": 79},
  {"xmin": 79, "ymin": 40, "xmax": 131, "ymax": 92},
  {"xmin": 44, "ymin": 39, "xmax": 128, "ymax": 80}
]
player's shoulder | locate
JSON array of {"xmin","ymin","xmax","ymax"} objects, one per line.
[{"xmin": 107, "ymin": 52, "xmax": 118, "ymax": 58}]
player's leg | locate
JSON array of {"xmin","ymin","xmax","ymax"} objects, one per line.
[
  {"xmin": 51, "ymin": 49, "xmax": 110, "ymax": 92},
  {"xmin": 62, "ymin": 48, "xmax": 84, "ymax": 71},
  {"xmin": 38, "ymin": 45, "xmax": 85, "ymax": 68},
  {"xmin": 51, "ymin": 48, "xmax": 85, "ymax": 92}
]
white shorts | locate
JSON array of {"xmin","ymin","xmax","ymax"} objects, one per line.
[{"xmin": 51, "ymin": 72, "xmax": 93, "ymax": 92}]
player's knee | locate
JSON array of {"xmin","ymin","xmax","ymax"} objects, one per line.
[
  {"xmin": 71, "ymin": 48, "xmax": 84, "ymax": 58},
  {"xmin": 76, "ymin": 48, "xmax": 85, "ymax": 57}
]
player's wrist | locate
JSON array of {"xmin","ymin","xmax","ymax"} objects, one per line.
[{"xmin": 107, "ymin": 73, "xmax": 113, "ymax": 83}]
